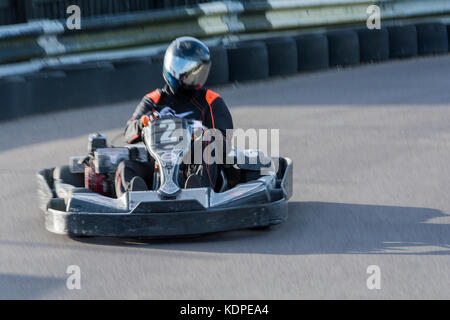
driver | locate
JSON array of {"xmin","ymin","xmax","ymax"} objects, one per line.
[{"xmin": 116, "ymin": 37, "xmax": 233, "ymax": 197}]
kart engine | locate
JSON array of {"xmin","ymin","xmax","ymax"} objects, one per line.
[{"xmin": 70, "ymin": 133, "xmax": 149, "ymax": 197}]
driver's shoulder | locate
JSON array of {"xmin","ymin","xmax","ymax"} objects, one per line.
[
  {"xmin": 195, "ymin": 87, "xmax": 222, "ymax": 106},
  {"xmin": 144, "ymin": 88, "xmax": 163, "ymax": 104}
]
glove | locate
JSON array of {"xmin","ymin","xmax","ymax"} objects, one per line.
[
  {"xmin": 140, "ymin": 115, "xmax": 150, "ymax": 129},
  {"xmin": 159, "ymin": 106, "xmax": 177, "ymax": 118}
]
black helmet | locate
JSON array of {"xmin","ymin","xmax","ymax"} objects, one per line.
[{"xmin": 163, "ymin": 37, "xmax": 211, "ymax": 93}]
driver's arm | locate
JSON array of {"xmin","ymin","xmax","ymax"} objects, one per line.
[
  {"xmin": 208, "ymin": 96, "xmax": 233, "ymax": 135},
  {"xmin": 204, "ymin": 95, "xmax": 234, "ymax": 163},
  {"xmin": 124, "ymin": 95, "xmax": 159, "ymax": 144}
]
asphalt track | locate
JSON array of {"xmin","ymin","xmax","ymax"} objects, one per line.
[{"xmin": 1, "ymin": 56, "xmax": 450, "ymax": 299}]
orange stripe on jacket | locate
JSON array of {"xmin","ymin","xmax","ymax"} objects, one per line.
[
  {"xmin": 145, "ymin": 90, "xmax": 161, "ymax": 104},
  {"xmin": 205, "ymin": 90, "xmax": 221, "ymax": 129},
  {"xmin": 128, "ymin": 134, "xmax": 141, "ymax": 143}
]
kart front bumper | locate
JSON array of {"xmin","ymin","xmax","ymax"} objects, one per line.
[{"xmin": 43, "ymin": 199, "xmax": 288, "ymax": 237}]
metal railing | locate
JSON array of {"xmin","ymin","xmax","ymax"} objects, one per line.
[{"xmin": 0, "ymin": 0, "xmax": 449, "ymax": 75}]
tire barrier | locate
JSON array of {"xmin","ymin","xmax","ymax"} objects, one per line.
[
  {"xmin": 2, "ymin": 21, "xmax": 450, "ymax": 122},
  {"xmin": 1, "ymin": 0, "xmax": 450, "ymax": 66},
  {"xmin": 0, "ymin": 60, "xmax": 164, "ymax": 122},
  {"xmin": 0, "ymin": 76, "xmax": 25, "ymax": 120},
  {"xmin": 294, "ymin": 34, "xmax": 329, "ymax": 72},
  {"xmin": 227, "ymin": 41, "xmax": 269, "ymax": 82},
  {"xmin": 42, "ymin": 64, "xmax": 116, "ymax": 112},
  {"xmin": 327, "ymin": 30, "xmax": 360, "ymax": 67},
  {"xmin": 264, "ymin": 37, "xmax": 298, "ymax": 76},
  {"xmin": 357, "ymin": 28, "xmax": 390, "ymax": 63},
  {"xmin": 24, "ymin": 71, "xmax": 68, "ymax": 114},
  {"xmin": 448, "ymin": 24, "xmax": 450, "ymax": 49},
  {"xmin": 206, "ymin": 46, "xmax": 229, "ymax": 86},
  {"xmin": 388, "ymin": 25, "xmax": 418, "ymax": 58},
  {"xmin": 415, "ymin": 23, "xmax": 449, "ymax": 55},
  {"xmin": 109, "ymin": 58, "xmax": 164, "ymax": 101}
]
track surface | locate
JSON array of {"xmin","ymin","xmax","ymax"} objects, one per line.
[{"xmin": 1, "ymin": 56, "xmax": 450, "ymax": 299}]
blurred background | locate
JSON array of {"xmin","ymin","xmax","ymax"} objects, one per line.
[
  {"xmin": 1, "ymin": 1, "xmax": 450, "ymax": 300},
  {"xmin": 0, "ymin": 0, "xmax": 449, "ymax": 121},
  {"xmin": 0, "ymin": 0, "xmax": 212, "ymax": 23}
]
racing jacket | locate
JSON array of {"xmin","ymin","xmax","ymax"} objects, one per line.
[{"xmin": 124, "ymin": 85, "xmax": 233, "ymax": 144}]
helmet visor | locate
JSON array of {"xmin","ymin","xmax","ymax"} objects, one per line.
[{"xmin": 164, "ymin": 53, "xmax": 211, "ymax": 88}]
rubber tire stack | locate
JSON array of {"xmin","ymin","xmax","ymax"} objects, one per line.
[
  {"xmin": 0, "ymin": 76, "xmax": 26, "ymax": 120},
  {"xmin": 110, "ymin": 57, "xmax": 163, "ymax": 100},
  {"xmin": 264, "ymin": 37, "xmax": 298, "ymax": 76},
  {"xmin": 357, "ymin": 28, "xmax": 390, "ymax": 63},
  {"xmin": 206, "ymin": 46, "xmax": 229, "ymax": 86},
  {"xmin": 447, "ymin": 25, "xmax": 450, "ymax": 49},
  {"xmin": 24, "ymin": 71, "xmax": 68, "ymax": 114},
  {"xmin": 388, "ymin": 25, "xmax": 418, "ymax": 58},
  {"xmin": 35, "ymin": 62, "xmax": 116, "ymax": 111},
  {"xmin": 227, "ymin": 41, "xmax": 269, "ymax": 82},
  {"xmin": 2, "ymin": 21, "xmax": 450, "ymax": 123},
  {"xmin": 327, "ymin": 30, "xmax": 360, "ymax": 67},
  {"xmin": 294, "ymin": 34, "xmax": 329, "ymax": 71},
  {"xmin": 415, "ymin": 23, "xmax": 449, "ymax": 55}
]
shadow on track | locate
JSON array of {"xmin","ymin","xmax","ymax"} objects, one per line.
[
  {"xmin": 0, "ymin": 273, "xmax": 65, "ymax": 299},
  {"xmin": 71, "ymin": 201, "xmax": 450, "ymax": 255}
]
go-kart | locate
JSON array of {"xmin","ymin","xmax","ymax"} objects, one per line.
[{"xmin": 37, "ymin": 116, "xmax": 293, "ymax": 238}]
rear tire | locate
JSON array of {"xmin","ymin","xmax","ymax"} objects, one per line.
[{"xmin": 53, "ymin": 165, "xmax": 85, "ymax": 187}]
